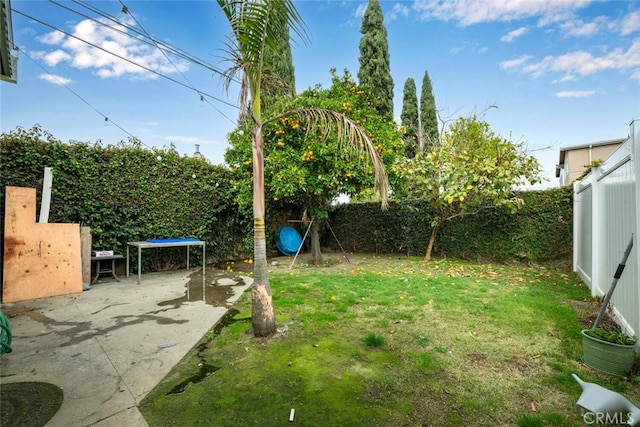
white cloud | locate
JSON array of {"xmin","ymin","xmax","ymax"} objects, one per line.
[
  {"xmin": 501, "ymin": 27, "xmax": 528, "ymax": 42},
  {"xmin": 448, "ymin": 40, "xmax": 488, "ymax": 55},
  {"xmin": 555, "ymin": 90, "xmax": 596, "ymax": 98},
  {"xmin": 354, "ymin": 3, "xmax": 367, "ymax": 19},
  {"xmin": 31, "ymin": 49, "xmax": 72, "ymax": 66},
  {"xmin": 38, "ymin": 30, "xmax": 65, "ymax": 45},
  {"xmin": 621, "ymin": 10, "xmax": 640, "ymax": 36},
  {"xmin": 536, "ymin": 10, "xmax": 576, "ymax": 27},
  {"xmin": 499, "ymin": 55, "xmax": 532, "ymax": 69},
  {"xmin": 510, "ymin": 38, "xmax": 640, "ymax": 80},
  {"xmin": 410, "ymin": 0, "xmax": 590, "ymax": 26},
  {"xmin": 559, "ymin": 16, "xmax": 607, "ymax": 37},
  {"xmin": 37, "ymin": 17, "xmax": 189, "ymax": 79},
  {"xmin": 388, "ymin": 3, "xmax": 411, "ymax": 23},
  {"xmin": 555, "ymin": 74, "xmax": 576, "ymax": 83},
  {"xmin": 38, "ymin": 73, "xmax": 73, "ymax": 85}
]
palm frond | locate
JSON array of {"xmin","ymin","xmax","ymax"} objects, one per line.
[
  {"xmin": 219, "ymin": 39, "xmax": 250, "ymax": 124},
  {"xmin": 266, "ymin": 107, "xmax": 390, "ymax": 208},
  {"xmin": 217, "ymin": 0, "xmax": 310, "ymax": 122}
]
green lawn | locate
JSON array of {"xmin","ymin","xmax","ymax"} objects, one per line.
[{"xmin": 139, "ymin": 256, "xmax": 639, "ymax": 426}]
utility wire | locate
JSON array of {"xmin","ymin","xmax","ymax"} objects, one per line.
[
  {"xmin": 12, "ymin": 8, "xmax": 239, "ymax": 112},
  {"xmin": 16, "ymin": 46, "xmax": 143, "ymax": 145},
  {"xmin": 51, "ymin": 0, "xmax": 231, "ymax": 81},
  {"xmin": 48, "ymin": 0, "xmax": 239, "ymax": 124},
  {"xmin": 117, "ymin": 0, "xmax": 238, "ymax": 124},
  {"xmin": 118, "ymin": 0, "xmax": 204, "ymax": 104}
]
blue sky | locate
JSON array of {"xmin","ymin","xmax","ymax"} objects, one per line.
[{"xmin": 2, "ymin": 0, "xmax": 639, "ymax": 188}]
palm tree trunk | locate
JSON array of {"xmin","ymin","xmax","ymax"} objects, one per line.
[
  {"xmin": 424, "ymin": 221, "xmax": 441, "ymax": 262},
  {"xmin": 251, "ymin": 122, "xmax": 276, "ymax": 337},
  {"xmin": 310, "ymin": 219, "xmax": 323, "ymax": 266}
]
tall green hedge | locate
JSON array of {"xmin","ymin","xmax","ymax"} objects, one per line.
[
  {"xmin": 0, "ymin": 126, "xmax": 250, "ymax": 269},
  {"xmin": 325, "ymin": 187, "xmax": 573, "ymax": 263},
  {"xmin": 1, "ymin": 126, "xmax": 573, "ymax": 268}
]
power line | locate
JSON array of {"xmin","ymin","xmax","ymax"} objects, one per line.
[
  {"xmin": 116, "ymin": 0, "xmax": 239, "ymax": 127},
  {"xmin": 9, "ymin": 2, "xmax": 243, "ymax": 149},
  {"xmin": 48, "ymin": 0, "xmax": 240, "ymax": 125},
  {"xmin": 16, "ymin": 46, "xmax": 145, "ymax": 146},
  {"xmin": 50, "ymin": 0, "xmax": 231, "ymax": 80},
  {"xmin": 118, "ymin": 0, "xmax": 204, "ymax": 101},
  {"xmin": 12, "ymin": 8, "xmax": 239, "ymax": 112}
]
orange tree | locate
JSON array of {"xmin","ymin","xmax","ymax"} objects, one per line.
[
  {"xmin": 225, "ymin": 70, "xmax": 403, "ymax": 265},
  {"xmin": 393, "ymin": 114, "xmax": 542, "ymax": 261}
]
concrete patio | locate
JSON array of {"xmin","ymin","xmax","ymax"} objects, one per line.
[{"xmin": 0, "ymin": 268, "xmax": 251, "ymax": 426}]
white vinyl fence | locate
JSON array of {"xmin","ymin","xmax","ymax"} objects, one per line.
[{"xmin": 573, "ymin": 119, "xmax": 640, "ymax": 338}]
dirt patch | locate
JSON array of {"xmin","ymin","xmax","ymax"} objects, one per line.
[
  {"xmin": 503, "ymin": 355, "xmax": 547, "ymax": 376},
  {"xmin": 570, "ymin": 298, "xmax": 622, "ymax": 332},
  {"xmin": 284, "ymin": 252, "xmax": 425, "ymax": 272}
]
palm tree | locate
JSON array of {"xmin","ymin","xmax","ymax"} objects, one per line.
[{"xmin": 218, "ymin": 0, "xmax": 390, "ymax": 337}]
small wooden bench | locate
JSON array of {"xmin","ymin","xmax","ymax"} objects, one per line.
[{"xmin": 91, "ymin": 253, "xmax": 124, "ymax": 284}]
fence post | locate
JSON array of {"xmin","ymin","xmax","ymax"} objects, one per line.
[
  {"xmin": 591, "ymin": 166, "xmax": 603, "ymax": 298},
  {"xmin": 572, "ymin": 180, "xmax": 580, "ymax": 275},
  {"xmin": 632, "ymin": 118, "xmax": 640, "ymax": 336}
]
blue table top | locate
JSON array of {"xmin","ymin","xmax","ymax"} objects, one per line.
[{"xmin": 146, "ymin": 238, "xmax": 200, "ymax": 243}]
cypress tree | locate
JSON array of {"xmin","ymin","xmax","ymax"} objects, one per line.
[
  {"xmin": 401, "ymin": 78, "xmax": 419, "ymax": 158},
  {"xmin": 420, "ymin": 70, "xmax": 438, "ymax": 149},
  {"xmin": 263, "ymin": 24, "xmax": 296, "ymax": 98},
  {"xmin": 357, "ymin": 0, "xmax": 394, "ymax": 116}
]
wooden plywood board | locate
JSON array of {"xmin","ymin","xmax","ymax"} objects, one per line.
[
  {"xmin": 3, "ymin": 186, "xmax": 82, "ymax": 302},
  {"xmin": 81, "ymin": 226, "xmax": 92, "ymax": 286}
]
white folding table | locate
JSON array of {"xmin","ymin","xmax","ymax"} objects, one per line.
[{"xmin": 126, "ymin": 239, "xmax": 205, "ymax": 284}]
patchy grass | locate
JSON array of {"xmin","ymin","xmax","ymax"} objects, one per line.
[{"xmin": 139, "ymin": 255, "xmax": 640, "ymax": 426}]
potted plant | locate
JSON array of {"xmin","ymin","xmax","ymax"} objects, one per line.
[
  {"xmin": 581, "ymin": 236, "xmax": 637, "ymax": 377},
  {"xmin": 581, "ymin": 327, "xmax": 638, "ymax": 377}
]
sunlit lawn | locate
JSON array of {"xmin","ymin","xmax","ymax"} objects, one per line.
[{"xmin": 139, "ymin": 256, "xmax": 640, "ymax": 426}]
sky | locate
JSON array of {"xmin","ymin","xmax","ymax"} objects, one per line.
[{"xmin": 2, "ymin": 0, "xmax": 640, "ymax": 189}]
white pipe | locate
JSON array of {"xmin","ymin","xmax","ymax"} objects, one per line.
[{"xmin": 39, "ymin": 167, "xmax": 53, "ymax": 223}]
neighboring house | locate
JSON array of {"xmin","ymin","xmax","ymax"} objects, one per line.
[
  {"xmin": 556, "ymin": 138, "xmax": 625, "ymax": 186},
  {"xmin": 1, "ymin": 0, "xmax": 17, "ymax": 84}
]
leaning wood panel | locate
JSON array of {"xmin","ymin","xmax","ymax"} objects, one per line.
[
  {"xmin": 81, "ymin": 226, "xmax": 92, "ymax": 286},
  {"xmin": 3, "ymin": 186, "xmax": 82, "ymax": 302}
]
